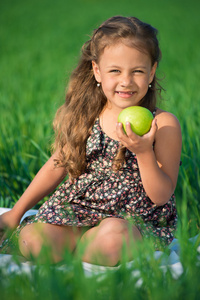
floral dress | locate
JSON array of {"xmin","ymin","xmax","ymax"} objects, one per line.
[{"xmin": 1, "ymin": 117, "xmax": 177, "ymax": 252}]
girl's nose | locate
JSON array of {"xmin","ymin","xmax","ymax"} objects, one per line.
[{"xmin": 120, "ymin": 74, "xmax": 133, "ymax": 87}]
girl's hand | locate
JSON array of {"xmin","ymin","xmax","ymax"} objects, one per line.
[
  {"xmin": 0, "ymin": 209, "xmax": 21, "ymax": 242},
  {"xmin": 116, "ymin": 118, "xmax": 157, "ymax": 154}
]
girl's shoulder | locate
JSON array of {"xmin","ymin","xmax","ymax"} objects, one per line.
[{"xmin": 154, "ymin": 108, "xmax": 181, "ymax": 130}]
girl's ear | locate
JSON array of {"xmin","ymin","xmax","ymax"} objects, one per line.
[
  {"xmin": 92, "ymin": 61, "xmax": 101, "ymax": 83},
  {"xmin": 149, "ymin": 62, "xmax": 157, "ymax": 84}
]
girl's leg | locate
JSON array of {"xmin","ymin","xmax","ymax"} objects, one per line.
[
  {"xmin": 18, "ymin": 223, "xmax": 84, "ymax": 263},
  {"xmin": 80, "ymin": 217, "xmax": 142, "ymax": 266}
]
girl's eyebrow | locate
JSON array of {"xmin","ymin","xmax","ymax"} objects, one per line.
[
  {"xmin": 106, "ymin": 65, "xmax": 120, "ymax": 69},
  {"xmin": 106, "ymin": 65, "xmax": 148, "ymax": 69}
]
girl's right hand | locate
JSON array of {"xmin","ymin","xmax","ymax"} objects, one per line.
[{"xmin": 116, "ymin": 118, "xmax": 157, "ymax": 155}]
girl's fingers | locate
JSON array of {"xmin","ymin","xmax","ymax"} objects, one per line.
[
  {"xmin": 116, "ymin": 122, "xmax": 137, "ymax": 138},
  {"xmin": 124, "ymin": 122, "xmax": 139, "ymax": 138},
  {"xmin": 150, "ymin": 118, "xmax": 157, "ymax": 134},
  {"xmin": 117, "ymin": 121, "xmax": 156, "ymax": 139},
  {"xmin": 116, "ymin": 122, "xmax": 141, "ymax": 151},
  {"xmin": 116, "ymin": 119, "xmax": 157, "ymax": 153},
  {"xmin": 116, "ymin": 122, "xmax": 126, "ymax": 138},
  {"xmin": 144, "ymin": 118, "xmax": 157, "ymax": 139}
]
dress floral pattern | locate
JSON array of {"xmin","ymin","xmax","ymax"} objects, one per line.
[
  {"xmin": 28, "ymin": 118, "xmax": 177, "ymax": 246},
  {"xmin": 1, "ymin": 116, "xmax": 177, "ymax": 252}
]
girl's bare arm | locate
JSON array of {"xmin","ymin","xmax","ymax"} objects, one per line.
[
  {"xmin": 116, "ymin": 110, "xmax": 182, "ymax": 206},
  {"xmin": 0, "ymin": 150, "xmax": 67, "ymax": 229}
]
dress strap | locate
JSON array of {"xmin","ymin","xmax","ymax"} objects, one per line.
[{"xmin": 153, "ymin": 108, "xmax": 157, "ymax": 118}]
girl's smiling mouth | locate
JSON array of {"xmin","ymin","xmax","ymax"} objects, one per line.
[{"xmin": 116, "ymin": 91, "xmax": 135, "ymax": 97}]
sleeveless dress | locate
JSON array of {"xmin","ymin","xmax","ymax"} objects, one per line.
[{"xmin": 1, "ymin": 116, "xmax": 177, "ymax": 252}]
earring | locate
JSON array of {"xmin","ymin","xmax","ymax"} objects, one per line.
[
  {"xmin": 149, "ymin": 84, "xmax": 152, "ymax": 88},
  {"xmin": 97, "ymin": 82, "xmax": 101, "ymax": 87}
]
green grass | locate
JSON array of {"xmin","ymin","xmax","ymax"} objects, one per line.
[
  {"xmin": 0, "ymin": 234, "xmax": 200, "ymax": 300},
  {"xmin": 1, "ymin": 0, "xmax": 200, "ymax": 298}
]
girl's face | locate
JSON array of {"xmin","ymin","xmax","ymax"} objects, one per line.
[{"xmin": 92, "ymin": 42, "xmax": 157, "ymax": 113}]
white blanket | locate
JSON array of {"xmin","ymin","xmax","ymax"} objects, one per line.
[{"xmin": 0, "ymin": 207, "xmax": 199, "ymax": 280}]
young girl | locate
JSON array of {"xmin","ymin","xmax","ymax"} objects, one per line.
[{"xmin": 0, "ymin": 16, "xmax": 182, "ymax": 266}]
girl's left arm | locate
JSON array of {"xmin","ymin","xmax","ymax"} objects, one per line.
[{"xmin": 116, "ymin": 110, "xmax": 182, "ymax": 206}]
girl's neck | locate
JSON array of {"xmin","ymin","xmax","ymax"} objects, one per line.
[{"xmin": 99, "ymin": 106, "xmax": 120, "ymax": 141}]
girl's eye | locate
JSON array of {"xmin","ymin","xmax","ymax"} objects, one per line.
[
  {"xmin": 133, "ymin": 70, "xmax": 144, "ymax": 73},
  {"xmin": 110, "ymin": 69, "xmax": 120, "ymax": 73}
]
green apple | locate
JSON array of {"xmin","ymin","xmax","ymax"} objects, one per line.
[{"xmin": 118, "ymin": 106, "xmax": 153, "ymax": 136}]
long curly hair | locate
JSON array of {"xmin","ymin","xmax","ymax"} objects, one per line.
[{"xmin": 53, "ymin": 16, "xmax": 163, "ymax": 180}]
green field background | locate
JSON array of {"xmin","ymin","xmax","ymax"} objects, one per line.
[
  {"xmin": 1, "ymin": 1, "xmax": 200, "ymax": 299},
  {"xmin": 0, "ymin": 0, "xmax": 200, "ymax": 232}
]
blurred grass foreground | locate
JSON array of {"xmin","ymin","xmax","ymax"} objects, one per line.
[{"xmin": 0, "ymin": 0, "xmax": 200, "ymax": 298}]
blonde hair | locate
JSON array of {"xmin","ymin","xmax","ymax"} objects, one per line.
[{"xmin": 53, "ymin": 16, "xmax": 162, "ymax": 179}]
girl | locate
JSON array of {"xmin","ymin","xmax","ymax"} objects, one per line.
[{"xmin": 0, "ymin": 16, "xmax": 182, "ymax": 266}]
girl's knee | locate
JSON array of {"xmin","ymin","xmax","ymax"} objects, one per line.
[
  {"xmin": 98, "ymin": 217, "xmax": 130, "ymax": 238},
  {"xmin": 98, "ymin": 232, "xmax": 123, "ymax": 255},
  {"xmin": 18, "ymin": 224, "xmax": 43, "ymax": 258},
  {"xmin": 95, "ymin": 219, "xmax": 130, "ymax": 264},
  {"xmin": 81, "ymin": 218, "xmax": 143, "ymax": 266},
  {"xmin": 18, "ymin": 223, "xmax": 83, "ymax": 261},
  {"xmin": 97, "ymin": 218, "xmax": 142, "ymax": 259},
  {"xmin": 99, "ymin": 218, "xmax": 142, "ymax": 241}
]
